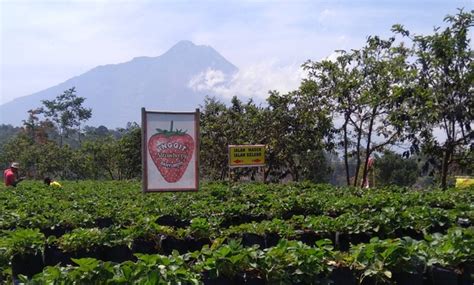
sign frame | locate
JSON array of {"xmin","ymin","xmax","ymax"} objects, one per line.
[
  {"xmin": 142, "ymin": 108, "xmax": 200, "ymax": 193},
  {"xmin": 228, "ymin": 144, "xmax": 266, "ymax": 168}
]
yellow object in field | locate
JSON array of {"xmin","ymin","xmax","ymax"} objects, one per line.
[
  {"xmin": 50, "ymin": 181, "xmax": 62, "ymax": 188},
  {"xmin": 455, "ymin": 176, "xmax": 474, "ymax": 188}
]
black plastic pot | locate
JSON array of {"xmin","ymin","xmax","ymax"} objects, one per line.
[
  {"xmin": 235, "ymin": 271, "xmax": 265, "ymax": 285},
  {"xmin": 11, "ymin": 252, "xmax": 44, "ymax": 278},
  {"xmin": 161, "ymin": 236, "xmax": 189, "ymax": 254},
  {"xmin": 298, "ymin": 230, "xmax": 318, "ymax": 246},
  {"xmin": 459, "ymin": 263, "xmax": 473, "ymax": 285},
  {"xmin": 349, "ymin": 232, "xmax": 372, "ymax": 245},
  {"xmin": 281, "ymin": 208, "xmax": 307, "ymax": 220},
  {"xmin": 429, "ymin": 224, "xmax": 449, "ymax": 235},
  {"xmin": 393, "ymin": 271, "xmax": 424, "ymax": 285},
  {"xmin": 264, "ymin": 233, "xmax": 280, "ymax": 248},
  {"xmin": 335, "ymin": 232, "xmax": 350, "ymax": 251},
  {"xmin": 394, "ymin": 228, "xmax": 424, "ymax": 240},
  {"xmin": 297, "ymin": 230, "xmax": 334, "ymax": 247},
  {"xmin": 242, "ymin": 276, "xmax": 266, "ymax": 285},
  {"xmin": 102, "ymin": 245, "xmax": 133, "ymax": 263},
  {"xmin": 156, "ymin": 215, "xmax": 189, "ymax": 228},
  {"xmin": 429, "ymin": 265, "xmax": 458, "ymax": 285},
  {"xmin": 40, "ymin": 224, "xmax": 73, "ymax": 237},
  {"xmin": 219, "ymin": 216, "xmax": 239, "ymax": 228},
  {"xmin": 220, "ymin": 214, "xmax": 267, "ymax": 228},
  {"xmin": 242, "ymin": 233, "xmax": 265, "ymax": 248},
  {"xmin": 44, "ymin": 244, "xmax": 70, "ymax": 266},
  {"xmin": 329, "ymin": 267, "xmax": 356, "ymax": 285},
  {"xmin": 359, "ymin": 275, "xmax": 376, "ymax": 285},
  {"xmin": 131, "ymin": 238, "xmax": 158, "ymax": 254},
  {"xmin": 68, "ymin": 247, "xmax": 102, "ymax": 264},
  {"xmin": 187, "ymin": 237, "xmax": 211, "ymax": 252},
  {"xmin": 202, "ymin": 271, "xmax": 237, "ymax": 285},
  {"xmin": 95, "ymin": 217, "xmax": 114, "ymax": 228}
]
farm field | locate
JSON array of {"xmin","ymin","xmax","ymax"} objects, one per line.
[{"xmin": 0, "ymin": 181, "xmax": 472, "ymax": 284}]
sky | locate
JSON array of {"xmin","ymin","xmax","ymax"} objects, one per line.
[{"xmin": 0, "ymin": 0, "xmax": 472, "ymax": 105}]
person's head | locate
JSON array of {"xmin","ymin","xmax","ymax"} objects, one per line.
[
  {"xmin": 10, "ymin": 162, "xmax": 19, "ymax": 173},
  {"xmin": 44, "ymin": 177, "xmax": 52, "ymax": 185}
]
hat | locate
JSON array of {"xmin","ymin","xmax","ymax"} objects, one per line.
[{"xmin": 10, "ymin": 162, "xmax": 20, "ymax": 169}]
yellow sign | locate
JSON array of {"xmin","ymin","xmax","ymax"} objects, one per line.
[
  {"xmin": 455, "ymin": 176, "xmax": 474, "ymax": 188},
  {"xmin": 229, "ymin": 145, "xmax": 265, "ymax": 168}
]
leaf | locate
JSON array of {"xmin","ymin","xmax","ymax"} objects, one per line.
[
  {"xmin": 384, "ymin": 270, "xmax": 392, "ymax": 278},
  {"xmin": 72, "ymin": 257, "xmax": 100, "ymax": 271}
]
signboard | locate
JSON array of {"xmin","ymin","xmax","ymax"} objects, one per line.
[
  {"xmin": 229, "ymin": 145, "xmax": 265, "ymax": 168},
  {"xmin": 455, "ymin": 176, "xmax": 474, "ymax": 188},
  {"xmin": 142, "ymin": 108, "xmax": 199, "ymax": 192}
]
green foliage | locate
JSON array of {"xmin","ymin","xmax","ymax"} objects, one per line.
[
  {"xmin": 351, "ymin": 237, "xmax": 426, "ymax": 283},
  {"xmin": 0, "ymin": 124, "xmax": 21, "ymax": 149},
  {"xmin": 0, "ymin": 181, "xmax": 472, "ymax": 283},
  {"xmin": 58, "ymin": 228, "xmax": 106, "ymax": 252},
  {"xmin": 375, "ymin": 151, "xmax": 419, "ymax": 187},
  {"xmin": 193, "ymin": 239, "xmax": 258, "ymax": 279},
  {"xmin": 40, "ymin": 87, "xmax": 92, "ymax": 146},
  {"xmin": 264, "ymin": 90, "xmax": 333, "ymax": 182},
  {"xmin": 2, "ymin": 228, "xmax": 45, "ymax": 256},
  {"xmin": 393, "ymin": 9, "xmax": 474, "ymax": 189},
  {"xmin": 425, "ymin": 227, "xmax": 474, "ymax": 268},
  {"xmin": 260, "ymin": 239, "xmax": 333, "ymax": 284}
]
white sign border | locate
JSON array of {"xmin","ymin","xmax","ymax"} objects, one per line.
[{"xmin": 142, "ymin": 108, "xmax": 200, "ymax": 193}]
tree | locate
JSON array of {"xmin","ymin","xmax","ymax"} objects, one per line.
[
  {"xmin": 22, "ymin": 108, "xmax": 55, "ymax": 144},
  {"xmin": 0, "ymin": 124, "xmax": 22, "ymax": 148},
  {"xmin": 115, "ymin": 123, "xmax": 141, "ymax": 180},
  {"xmin": 304, "ymin": 35, "xmax": 414, "ymax": 187},
  {"xmin": 375, "ymin": 150, "xmax": 419, "ymax": 187},
  {"xmin": 199, "ymin": 96, "xmax": 231, "ymax": 180},
  {"xmin": 264, "ymin": 88, "xmax": 333, "ymax": 182},
  {"xmin": 303, "ymin": 51, "xmax": 362, "ymax": 186},
  {"xmin": 393, "ymin": 9, "xmax": 473, "ymax": 189},
  {"xmin": 199, "ymin": 96, "xmax": 267, "ymax": 181},
  {"xmin": 41, "ymin": 87, "xmax": 92, "ymax": 146}
]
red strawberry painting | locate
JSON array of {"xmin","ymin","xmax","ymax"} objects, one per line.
[{"xmin": 148, "ymin": 121, "xmax": 194, "ymax": 183}]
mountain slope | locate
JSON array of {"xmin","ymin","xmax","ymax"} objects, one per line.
[{"xmin": 0, "ymin": 41, "xmax": 237, "ymax": 127}]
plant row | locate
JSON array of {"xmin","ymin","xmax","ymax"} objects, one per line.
[
  {"xmin": 1, "ymin": 182, "xmax": 472, "ymax": 232},
  {"xmin": 1, "ymin": 225, "xmax": 473, "ymax": 283},
  {"xmin": 11, "ymin": 227, "xmax": 473, "ymax": 285},
  {"xmin": 0, "ymin": 203, "xmax": 470, "ymax": 270}
]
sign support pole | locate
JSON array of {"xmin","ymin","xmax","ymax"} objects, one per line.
[{"xmin": 141, "ymin": 107, "xmax": 147, "ymax": 194}]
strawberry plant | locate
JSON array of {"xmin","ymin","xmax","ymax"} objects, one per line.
[
  {"xmin": 189, "ymin": 217, "xmax": 212, "ymax": 239},
  {"xmin": 259, "ymin": 239, "xmax": 333, "ymax": 284},
  {"xmin": 425, "ymin": 227, "xmax": 474, "ymax": 268},
  {"xmin": 350, "ymin": 237, "xmax": 426, "ymax": 284},
  {"xmin": 4, "ymin": 229, "xmax": 45, "ymax": 278},
  {"xmin": 3, "ymin": 229, "xmax": 44, "ymax": 256},
  {"xmin": 58, "ymin": 228, "xmax": 106, "ymax": 253},
  {"xmin": 192, "ymin": 239, "xmax": 259, "ymax": 281}
]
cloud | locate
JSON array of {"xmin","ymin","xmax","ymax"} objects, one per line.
[
  {"xmin": 318, "ymin": 8, "xmax": 337, "ymax": 23},
  {"xmin": 189, "ymin": 61, "xmax": 307, "ymax": 101}
]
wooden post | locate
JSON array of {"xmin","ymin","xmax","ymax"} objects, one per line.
[{"xmin": 141, "ymin": 107, "xmax": 147, "ymax": 193}]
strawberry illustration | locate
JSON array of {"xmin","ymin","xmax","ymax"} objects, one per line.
[{"xmin": 148, "ymin": 121, "xmax": 194, "ymax": 183}]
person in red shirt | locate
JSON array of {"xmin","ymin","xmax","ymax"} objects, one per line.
[{"xmin": 3, "ymin": 162, "xmax": 24, "ymax": 187}]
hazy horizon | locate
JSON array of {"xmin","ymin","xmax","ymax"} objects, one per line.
[{"xmin": 1, "ymin": 0, "xmax": 471, "ymax": 105}]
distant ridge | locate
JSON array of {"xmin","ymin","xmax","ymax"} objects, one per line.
[{"xmin": 0, "ymin": 41, "xmax": 238, "ymax": 127}]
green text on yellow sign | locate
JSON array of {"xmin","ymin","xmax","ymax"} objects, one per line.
[{"xmin": 229, "ymin": 145, "xmax": 265, "ymax": 168}]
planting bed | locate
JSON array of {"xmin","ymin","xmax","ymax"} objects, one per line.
[{"xmin": 0, "ymin": 181, "xmax": 472, "ymax": 284}]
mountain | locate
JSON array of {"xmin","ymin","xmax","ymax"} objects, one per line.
[{"xmin": 0, "ymin": 41, "xmax": 237, "ymax": 127}]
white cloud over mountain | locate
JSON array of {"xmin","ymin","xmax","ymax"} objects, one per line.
[{"xmin": 189, "ymin": 61, "xmax": 307, "ymax": 101}]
